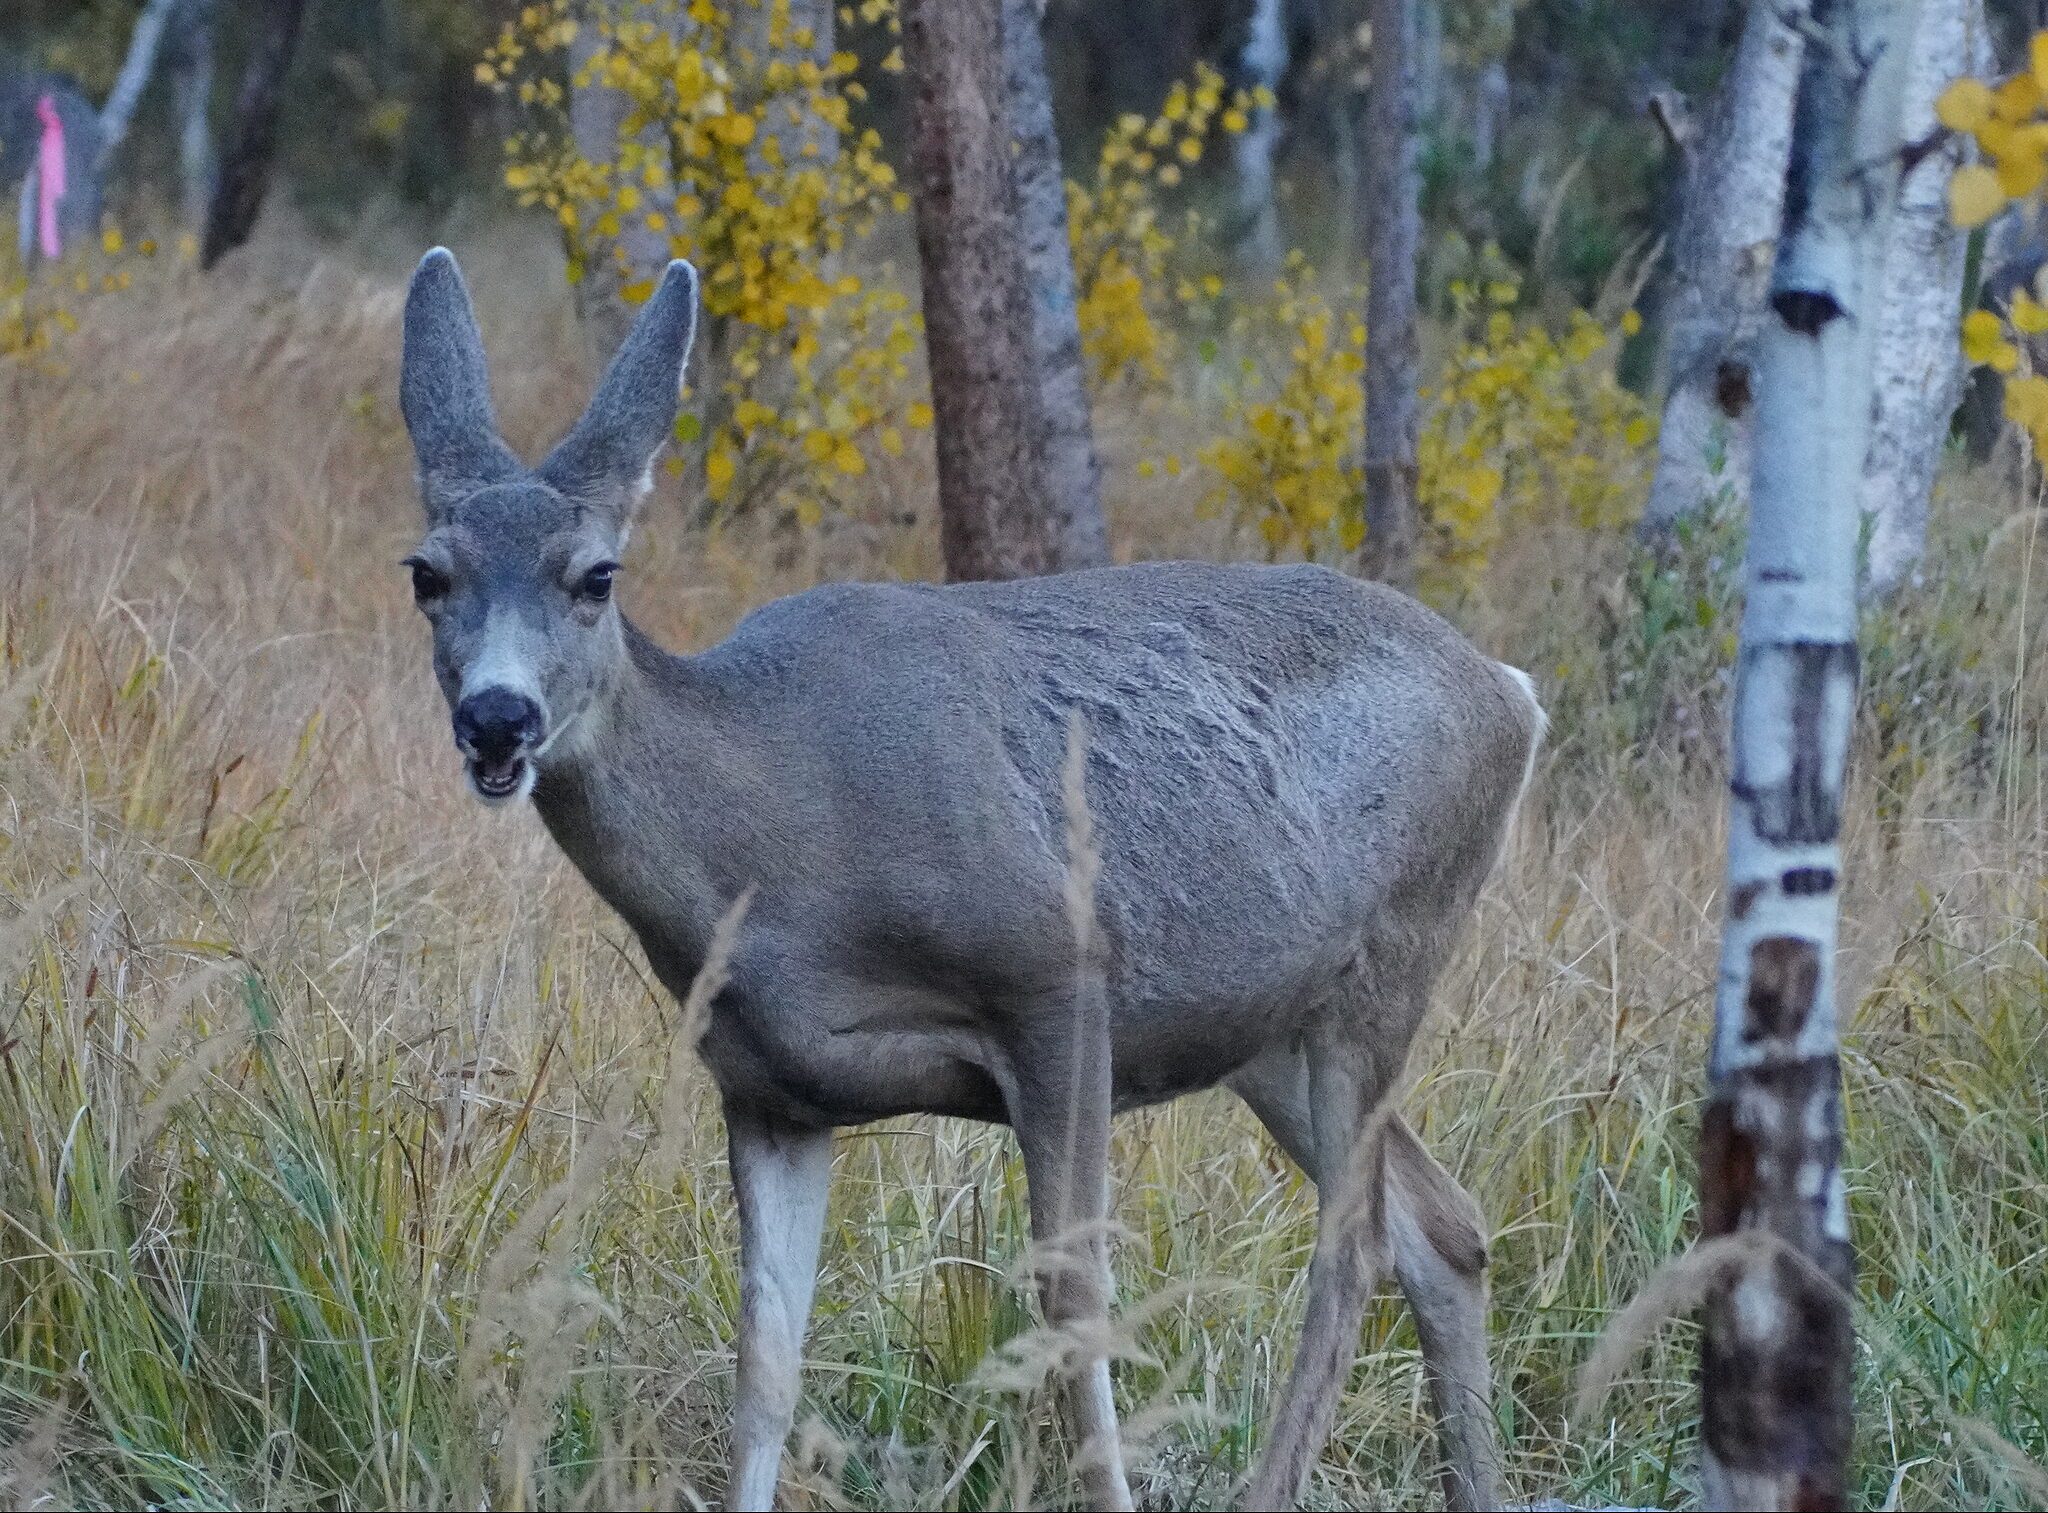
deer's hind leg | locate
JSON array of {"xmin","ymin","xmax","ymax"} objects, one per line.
[
  {"xmin": 1230, "ymin": 1041, "xmax": 1505, "ymax": 1510},
  {"xmin": 1383, "ymin": 1117, "xmax": 1506, "ymax": 1511}
]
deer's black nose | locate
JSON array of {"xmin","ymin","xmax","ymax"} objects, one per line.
[{"xmin": 454, "ymin": 688, "xmax": 543, "ymax": 764}]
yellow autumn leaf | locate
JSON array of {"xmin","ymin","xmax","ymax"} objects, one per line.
[
  {"xmin": 2004, "ymin": 372, "xmax": 2048, "ymax": 432},
  {"xmin": 2034, "ymin": 32, "xmax": 2048, "ymax": 93},
  {"xmin": 2015, "ymin": 289, "xmax": 2048, "ymax": 334},
  {"xmin": 1937, "ymin": 77, "xmax": 1995, "ymax": 133},
  {"xmin": 1961, "ymin": 309, "xmax": 2008, "ymax": 363},
  {"xmin": 1998, "ymin": 146, "xmax": 2048, "ymax": 198},
  {"xmin": 1994, "ymin": 72, "xmax": 2041, "ymax": 122},
  {"xmin": 1950, "ymin": 164, "xmax": 2007, "ymax": 227},
  {"xmin": 1972, "ymin": 318, "xmax": 2023, "ymax": 372},
  {"xmin": 705, "ymin": 447, "xmax": 737, "ymax": 499}
]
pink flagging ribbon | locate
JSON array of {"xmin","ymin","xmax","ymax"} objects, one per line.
[{"xmin": 35, "ymin": 92, "xmax": 67, "ymax": 259}]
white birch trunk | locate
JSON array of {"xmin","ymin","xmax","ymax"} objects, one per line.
[
  {"xmin": 168, "ymin": 0, "xmax": 217, "ymax": 225},
  {"xmin": 1233, "ymin": 0, "xmax": 1288, "ymax": 272},
  {"xmin": 1002, "ymin": 0, "xmax": 1110, "ymax": 567},
  {"xmin": 95, "ymin": 0, "xmax": 187, "ymax": 170},
  {"xmin": 1469, "ymin": 57, "xmax": 1508, "ymax": 171},
  {"xmin": 1862, "ymin": 0, "xmax": 1985, "ymax": 597},
  {"xmin": 1699, "ymin": 1, "xmax": 1916, "ymax": 1504},
  {"xmin": 1641, "ymin": 0, "xmax": 1813, "ymax": 538}
]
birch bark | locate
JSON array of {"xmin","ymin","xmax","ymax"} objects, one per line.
[
  {"xmin": 1862, "ymin": 0, "xmax": 1984, "ymax": 597},
  {"xmin": 1699, "ymin": 2, "xmax": 1915, "ymax": 1504},
  {"xmin": 168, "ymin": 0, "xmax": 217, "ymax": 225},
  {"xmin": 1233, "ymin": 0, "xmax": 1288, "ymax": 272},
  {"xmin": 95, "ymin": 0, "xmax": 187, "ymax": 170},
  {"xmin": 1640, "ymin": 0, "xmax": 1813, "ymax": 539}
]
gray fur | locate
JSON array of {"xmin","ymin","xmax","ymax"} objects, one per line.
[
  {"xmin": 401, "ymin": 249, "xmax": 523, "ymax": 512},
  {"xmin": 540, "ymin": 259, "xmax": 698, "ymax": 517},
  {"xmin": 398, "ymin": 249, "xmax": 1540, "ymax": 1510}
]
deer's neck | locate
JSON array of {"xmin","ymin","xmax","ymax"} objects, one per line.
[{"xmin": 529, "ymin": 619, "xmax": 754, "ymax": 977}]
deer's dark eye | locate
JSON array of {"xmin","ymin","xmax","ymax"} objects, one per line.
[
  {"xmin": 578, "ymin": 562, "xmax": 618, "ymax": 603},
  {"xmin": 405, "ymin": 556, "xmax": 448, "ymax": 603}
]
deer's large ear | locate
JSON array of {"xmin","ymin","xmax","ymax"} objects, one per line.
[
  {"xmin": 401, "ymin": 248, "xmax": 521, "ymax": 516},
  {"xmin": 538, "ymin": 260, "xmax": 698, "ymax": 522}
]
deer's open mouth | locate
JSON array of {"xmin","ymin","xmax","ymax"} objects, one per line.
[{"xmin": 467, "ymin": 753, "xmax": 530, "ymax": 802}]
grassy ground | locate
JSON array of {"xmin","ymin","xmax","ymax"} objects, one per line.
[{"xmin": 1, "ymin": 225, "xmax": 2045, "ymax": 1510}]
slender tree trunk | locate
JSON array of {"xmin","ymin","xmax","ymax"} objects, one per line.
[
  {"xmin": 736, "ymin": 0, "xmax": 839, "ymax": 172},
  {"xmin": 1862, "ymin": 0, "xmax": 1984, "ymax": 597},
  {"xmin": 903, "ymin": 0, "xmax": 1060, "ymax": 581},
  {"xmin": 1233, "ymin": 0, "xmax": 1288, "ymax": 272},
  {"xmin": 168, "ymin": 0, "xmax": 217, "ymax": 225},
  {"xmin": 1002, "ymin": 0, "xmax": 1110, "ymax": 568},
  {"xmin": 1413, "ymin": 0, "xmax": 1443, "ymax": 123},
  {"xmin": 1468, "ymin": 57, "xmax": 1508, "ymax": 171},
  {"xmin": 1361, "ymin": 0, "xmax": 1421, "ymax": 591},
  {"xmin": 1699, "ymin": 1, "xmax": 1912, "ymax": 1504},
  {"xmin": 1639, "ymin": 0, "xmax": 1813, "ymax": 539},
  {"xmin": 200, "ymin": 0, "xmax": 312, "ymax": 268},
  {"xmin": 568, "ymin": 9, "xmax": 676, "ymax": 349},
  {"xmin": 95, "ymin": 0, "xmax": 186, "ymax": 171}
]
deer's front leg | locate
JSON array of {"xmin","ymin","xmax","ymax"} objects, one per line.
[
  {"xmin": 1008, "ymin": 1033, "xmax": 1136, "ymax": 1513},
  {"xmin": 724, "ymin": 1107, "xmax": 834, "ymax": 1512}
]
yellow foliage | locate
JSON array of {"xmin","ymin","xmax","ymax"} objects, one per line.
[
  {"xmin": 1066, "ymin": 62, "xmax": 1261, "ymax": 392},
  {"xmin": 487, "ymin": 0, "xmax": 917, "ymax": 523},
  {"xmin": 1199, "ymin": 266, "xmax": 1367, "ymax": 553},
  {"xmin": 1199, "ymin": 268, "xmax": 1653, "ymax": 596},
  {"xmin": 1944, "ymin": 32, "xmax": 2048, "ymax": 459},
  {"xmin": 3, "ymin": 224, "xmax": 162, "ymax": 365},
  {"xmin": 1937, "ymin": 77, "xmax": 1995, "ymax": 133},
  {"xmin": 1946, "ymin": 35, "xmax": 2048, "ymax": 229}
]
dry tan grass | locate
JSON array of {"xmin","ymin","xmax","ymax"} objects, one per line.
[{"xmin": 1, "ymin": 222, "xmax": 2044, "ymax": 1510}]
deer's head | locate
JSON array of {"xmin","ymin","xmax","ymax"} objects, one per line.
[{"xmin": 398, "ymin": 248, "xmax": 696, "ymax": 804}]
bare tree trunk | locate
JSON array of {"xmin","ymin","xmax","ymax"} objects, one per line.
[
  {"xmin": 95, "ymin": 0, "xmax": 187, "ymax": 170},
  {"xmin": 1699, "ymin": 1, "xmax": 1912, "ymax": 1504},
  {"xmin": 568, "ymin": 9, "xmax": 675, "ymax": 350},
  {"xmin": 903, "ymin": 0, "xmax": 1060, "ymax": 582},
  {"xmin": 1002, "ymin": 0, "xmax": 1110, "ymax": 568},
  {"xmin": 168, "ymin": 0, "xmax": 217, "ymax": 225},
  {"xmin": 1639, "ymin": 0, "xmax": 1813, "ymax": 539},
  {"xmin": 1361, "ymin": 0, "xmax": 1421, "ymax": 591},
  {"xmin": 1469, "ymin": 57, "xmax": 1508, "ymax": 171},
  {"xmin": 738, "ymin": 0, "xmax": 839, "ymax": 171},
  {"xmin": 200, "ymin": 0, "xmax": 311, "ymax": 268},
  {"xmin": 1233, "ymin": 0, "xmax": 1288, "ymax": 272},
  {"xmin": 1862, "ymin": 0, "xmax": 1984, "ymax": 597}
]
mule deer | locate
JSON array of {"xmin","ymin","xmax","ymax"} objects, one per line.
[{"xmin": 398, "ymin": 248, "xmax": 1541, "ymax": 1511}]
